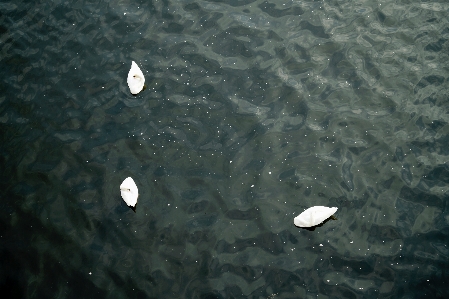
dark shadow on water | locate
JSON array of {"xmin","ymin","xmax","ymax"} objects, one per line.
[{"xmin": 0, "ymin": 200, "xmax": 107, "ymax": 299}]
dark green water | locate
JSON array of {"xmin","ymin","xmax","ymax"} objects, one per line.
[{"xmin": 1, "ymin": 0, "xmax": 448, "ymax": 298}]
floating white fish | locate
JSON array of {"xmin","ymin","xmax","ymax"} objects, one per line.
[
  {"xmin": 294, "ymin": 206, "xmax": 338, "ymax": 227},
  {"xmin": 120, "ymin": 177, "xmax": 138, "ymax": 209},
  {"xmin": 127, "ymin": 61, "xmax": 145, "ymax": 94}
]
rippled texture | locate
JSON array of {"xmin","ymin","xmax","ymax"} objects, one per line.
[{"xmin": 1, "ymin": 0, "xmax": 448, "ymax": 298}]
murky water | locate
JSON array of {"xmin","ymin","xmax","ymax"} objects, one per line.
[{"xmin": 1, "ymin": 0, "xmax": 448, "ymax": 298}]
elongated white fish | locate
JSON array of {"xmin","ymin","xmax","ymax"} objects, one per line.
[
  {"xmin": 127, "ymin": 61, "xmax": 145, "ymax": 94},
  {"xmin": 120, "ymin": 177, "xmax": 138, "ymax": 208},
  {"xmin": 294, "ymin": 206, "xmax": 337, "ymax": 227}
]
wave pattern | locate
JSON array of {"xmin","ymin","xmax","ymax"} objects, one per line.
[{"xmin": 1, "ymin": 0, "xmax": 448, "ymax": 298}]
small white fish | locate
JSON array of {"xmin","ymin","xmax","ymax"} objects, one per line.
[
  {"xmin": 294, "ymin": 206, "xmax": 338, "ymax": 227},
  {"xmin": 120, "ymin": 177, "xmax": 138, "ymax": 209},
  {"xmin": 127, "ymin": 61, "xmax": 145, "ymax": 94}
]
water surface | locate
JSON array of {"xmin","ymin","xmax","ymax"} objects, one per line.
[{"xmin": 1, "ymin": 0, "xmax": 448, "ymax": 298}]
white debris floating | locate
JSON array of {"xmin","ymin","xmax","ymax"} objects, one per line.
[
  {"xmin": 127, "ymin": 61, "xmax": 145, "ymax": 94},
  {"xmin": 294, "ymin": 206, "xmax": 338, "ymax": 227},
  {"xmin": 120, "ymin": 177, "xmax": 138, "ymax": 208}
]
